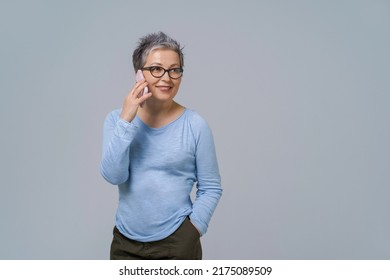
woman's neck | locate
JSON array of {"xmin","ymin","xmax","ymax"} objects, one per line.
[
  {"xmin": 138, "ymin": 100, "xmax": 184, "ymax": 128},
  {"xmin": 144, "ymin": 98, "xmax": 176, "ymax": 116}
]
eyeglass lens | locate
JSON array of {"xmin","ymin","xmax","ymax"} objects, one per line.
[{"xmin": 145, "ymin": 67, "xmax": 183, "ymax": 79}]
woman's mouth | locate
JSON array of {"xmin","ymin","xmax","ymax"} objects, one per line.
[{"xmin": 156, "ymin": 86, "xmax": 172, "ymax": 91}]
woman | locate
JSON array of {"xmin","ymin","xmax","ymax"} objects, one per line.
[{"xmin": 100, "ymin": 32, "xmax": 222, "ymax": 260}]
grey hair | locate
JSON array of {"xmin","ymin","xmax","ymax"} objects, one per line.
[{"xmin": 132, "ymin": 31, "xmax": 184, "ymax": 72}]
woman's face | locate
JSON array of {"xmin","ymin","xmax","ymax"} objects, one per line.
[{"xmin": 142, "ymin": 49, "xmax": 182, "ymax": 103}]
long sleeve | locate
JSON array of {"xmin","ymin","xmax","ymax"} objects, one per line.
[
  {"xmin": 100, "ymin": 108, "xmax": 221, "ymax": 242},
  {"xmin": 189, "ymin": 116, "xmax": 222, "ymax": 236},
  {"xmin": 100, "ymin": 110, "xmax": 138, "ymax": 185}
]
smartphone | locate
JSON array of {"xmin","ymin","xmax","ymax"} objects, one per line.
[
  {"xmin": 135, "ymin": 69, "xmax": 149, "ymax": 97},
  {"xmin": 135, "ymin": 70, "xmax": 148, "ymax": 107}
]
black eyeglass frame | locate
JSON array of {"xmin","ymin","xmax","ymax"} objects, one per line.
[{"xmin": 141, "ymin": 66, "xmax": 184, "ymax": 79}]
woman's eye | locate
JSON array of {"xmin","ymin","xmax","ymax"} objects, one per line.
[{"xmin": 151, "ymin": 66, "xmax": 163, "ymax": 72}]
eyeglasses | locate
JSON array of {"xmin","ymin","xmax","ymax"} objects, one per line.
[{"xmin": 141, "ymin": 66, "xmax": 183, "ymax": 79}]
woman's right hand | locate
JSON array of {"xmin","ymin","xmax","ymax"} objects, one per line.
[{"xmin": 119, "ymin": 79, "xmax": 152, "ymax": 123}]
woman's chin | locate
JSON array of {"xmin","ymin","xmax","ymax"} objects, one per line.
[{"xmin": 151, "ymin": 91, "xmax": 178, "ymax": 102}]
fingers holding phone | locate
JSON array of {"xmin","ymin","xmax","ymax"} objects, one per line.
[{"xmin": 119, "ymin": 70, "xmax": 152, "ymax": 123}]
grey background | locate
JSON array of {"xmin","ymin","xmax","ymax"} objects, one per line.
[{"xmin": 1, "ymin": 0, "xmax": 389, "ymax": 259}]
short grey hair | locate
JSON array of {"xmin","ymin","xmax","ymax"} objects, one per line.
[{"xmin": 132, "ymin": 31, "xmax": 184, "ymax": 72}]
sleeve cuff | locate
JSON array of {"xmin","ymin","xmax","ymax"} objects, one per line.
[{"xmin": 188, "ymin": 215, "xmax": 207, "ymax": 236}]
